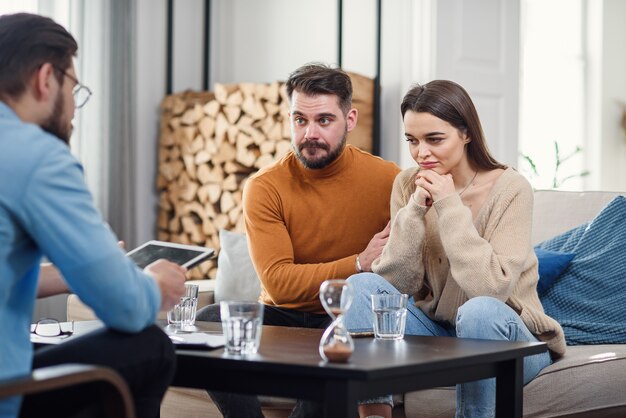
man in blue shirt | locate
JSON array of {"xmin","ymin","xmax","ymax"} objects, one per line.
[{"xmin": 0, "ymin": 13, "xmax": 187, "ymax": 418}]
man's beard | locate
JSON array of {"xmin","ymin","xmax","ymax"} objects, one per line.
[
  {"xmin": 294, "ymin": 132, "xmax": 347, "ymax": 169},
  {"xmin": 41, "ymin": 92, "xmax": 71, "ymax": 144}
]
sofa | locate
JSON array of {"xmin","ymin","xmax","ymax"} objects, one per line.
[{"xmin": 67, "ymin": 189, "xmax": 626, "ymax": 417}]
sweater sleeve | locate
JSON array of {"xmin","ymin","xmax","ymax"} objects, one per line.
[
  {"xmin": 373, "ymin": 174, "xmax": 429, "ymax": 295},
  {"xmin": 434, "ymin": 180, "xmax": 534, "ymax": 300},
  {"xmin": 21, "ymin": 145, "xmax": 160, "ymax": 332},
  {"xmin": 243, "ymin": 176, "xmax": 356, "ymax": 309},
  {"xmin": 390, "ymin": 167, "xmax": 418, "ymax": 220}
]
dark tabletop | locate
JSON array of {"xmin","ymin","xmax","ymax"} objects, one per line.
[
  {"xmin": 174, "ymin": 320, "xmax": 546, "ymax": 384},
  {"xmin": 59, "ymin": 319, "xmax": 546, "ymax": 416}
]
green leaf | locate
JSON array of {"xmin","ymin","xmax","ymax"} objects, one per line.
[
  {"xmin": 522, "ymin": 140, "xmax": 590, "ymax": 189},
  {"xmin": 521, "ymin": 155, "xmax": 539, "ymax": 176}
]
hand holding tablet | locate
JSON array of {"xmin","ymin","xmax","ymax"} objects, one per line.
[
  {"xmin": 127, "ymin": 241, "xmax": 214, "ymax": 311},
  {"xmin": 126, "ymin": 240, "xmax": 215, "ymax": 269}
]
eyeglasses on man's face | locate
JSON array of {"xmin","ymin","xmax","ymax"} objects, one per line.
[
  {"xmin": 30, "ymin": 318, "xmax": 74, "ymax": 338},
  {"xmin": 53, "ymin": 66, "xmax": 92, "ymax": 109}
]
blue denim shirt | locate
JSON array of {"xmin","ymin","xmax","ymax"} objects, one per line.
[{"xmin": 0, "ymin": 102, "xmax": 160, "ymax": 417}]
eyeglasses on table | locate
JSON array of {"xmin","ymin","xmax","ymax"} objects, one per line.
[{"xmin": 30, "ymin": 318, "xmax": 74, "ymax": 338}]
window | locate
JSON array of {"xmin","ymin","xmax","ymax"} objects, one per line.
[{"xmin": 518, "ymin": 0, "xmax": 587, "ymax": 190}]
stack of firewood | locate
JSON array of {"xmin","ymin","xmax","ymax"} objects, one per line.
[{"xmin": 157, "ymin": 73, "xmax": 373, "ymax": 279}]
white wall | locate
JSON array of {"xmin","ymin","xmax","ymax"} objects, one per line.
[
  {"xmin": 436, "ymin": 0, "xmax": 521, "ymax": 168},
  {"xmin": 134, "ymin": 0, "xmax": 167, "ymax": 244},
  {"xmin": 172, "ymin": 0, "xmax": 204, "ymax": 92},
  {"xmin": 585, "ymin": 0, "xmax": 626, "ymax": 192},
  {"xmin": 596, "ymin": 0, "xmax": 626, "ymax": 191},
  {"xmin": 212, "ymin": 0, "xmax": 337, "ymax": 83}
]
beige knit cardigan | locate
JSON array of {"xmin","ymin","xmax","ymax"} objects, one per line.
[{"xmin": 372, "ymin": 167, "xmax": 566, "ymax": 357}]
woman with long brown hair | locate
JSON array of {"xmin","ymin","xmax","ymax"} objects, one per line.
[{"xmin": 346, "ymin": 80, "xmax": 565, "ymax": 418}]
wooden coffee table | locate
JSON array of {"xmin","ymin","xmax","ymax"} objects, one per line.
[{"xmin": 172, "ymin": 321, "xmax": 546, "ymax": 418}]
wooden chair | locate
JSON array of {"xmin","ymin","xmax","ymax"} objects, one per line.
[{"xmin": 0, "ymin": 364, "xmax": 135, "ymax": 418}]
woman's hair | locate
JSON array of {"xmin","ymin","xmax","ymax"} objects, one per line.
[
  {"xmin": 400, "ymin": 80, "xmax": 506, "ymax": 170},
  {"xmin": 0, "ymin": 13, "xmax": 77, "ymax": 101}
]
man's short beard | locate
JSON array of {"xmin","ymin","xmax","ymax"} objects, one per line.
[
  {"xmin": 41, "ymin": 92, "xmax": 70, "ymax": 144},
  {"xmin": 294, "ymin": 132, "xmax": 347, "ymax": 169}
]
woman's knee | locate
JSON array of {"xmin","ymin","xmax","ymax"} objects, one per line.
[
  {"xmin": 456, "ymin": 296, "xmax": 516, "ymax": 340},
  {"xmin": 456, "ymin": 296, "xmax": 506, "ymax": 323},
  {"xmin": 347, "ymin": 272, "xmax": 385, "ymax": 291},
  {"xmin": 345, "ymin": 273, "xmax": 393, "ymax": 311},
  {"xmin": 344, "ymin": 273, "xmax": 388, "ymax": 331}
]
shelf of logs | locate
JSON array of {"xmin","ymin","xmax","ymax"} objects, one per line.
[{"xmin": 157, "ymin": 73, "xmax": 373, "ymax": 280}]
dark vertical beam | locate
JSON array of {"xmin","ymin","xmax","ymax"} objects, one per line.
[
  {"xmin": 337, "ymin": 0, "xmax": 343, "ymax": 67},
  {"xmin": 202, "ymin": 0, "xmax": 211, "ymax": 91},
  {"xmin": 166, "ymin": 0, "xmax": 174, "ymax": 95},
  {"xmin": 373, "ymin": 0, "xmax": 382, "ymax": 156}
]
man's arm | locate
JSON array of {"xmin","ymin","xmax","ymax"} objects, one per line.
[
  {"xmin": 36, "ymin": 260, "xmax": 186, "ymax": 313},
  {"xmin": 37, "ymin": 263, "xmax": 68, "ymax": 298},
  {"xmin": 357, "ymin": 222, "xmax": 390, "ymax": 272},
  {"xmin": 243, "ymin": 178, "xmax": 374, "ymax": 311},
  {"xmin": 22, "ymin": 143, "xmax": 184, "ymax": 331}
]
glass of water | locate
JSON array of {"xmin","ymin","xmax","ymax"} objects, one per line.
[
  {"xmin": 220, "ymin": 301, "xmax": 264, "ymax": 355},
  {"xmin": 167, "ymin": 283, "xmax": 199, "ymax": 331},
  {"xmin": 370, "ymin": 293, "xmax": 408, "ymax": 340}
]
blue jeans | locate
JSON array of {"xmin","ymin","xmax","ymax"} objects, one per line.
[{"xmin": 344, "ymin": 273, "xmax": 553, "ymax": 418}]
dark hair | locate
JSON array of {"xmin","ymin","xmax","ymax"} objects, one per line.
[
  {"xmin": 285, "ymin": 63, "xmax": 353, "ymax": 114},
  {"xmin": 0, "ymin": 13, "xmax": 78, "ymax": 100},
  {"xmin": 401, "ymin": 80, "xmax": 506, "ymax": 171}
]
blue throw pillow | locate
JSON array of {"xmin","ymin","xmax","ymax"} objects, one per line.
[
  {"xmin": 534, "ymin": 248, "xmax": 575, "ymax": 295},
  {"xmin": 539, "ymin": 196, "xmax": 626, "ymax": 345}
]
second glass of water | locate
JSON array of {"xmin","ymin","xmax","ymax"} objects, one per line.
[
  {"xmin": 167, "ymin": 283, "xmax": 199, "ymax": 331},
  {"xmin": 370, "ymin": 293, "xmax": 408, "ymax": 340},
  {"xmin": 220, "ymin": 301, "xmax": 264, "ymax": 355}
]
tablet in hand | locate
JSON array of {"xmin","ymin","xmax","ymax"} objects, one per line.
[{"xmin": 126, "ymin": 240, "xmax": 214, "ymax": 269}]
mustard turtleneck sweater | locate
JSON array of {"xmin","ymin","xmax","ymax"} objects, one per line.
[{"xmin": 242, "ymin": 144, "xmax": 400, "ymax": 313}]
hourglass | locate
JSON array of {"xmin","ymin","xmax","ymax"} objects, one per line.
[{"xmin": 319, "ymin": 279, "xmax": 354, "ymax": 363}]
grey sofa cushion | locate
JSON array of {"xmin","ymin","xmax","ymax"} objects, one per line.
[
  {"xmin": 214, "ymin": 229, "xmax": 261, "ymax": 303},
  {"xmin": 403, "ymin": 345, "xmax": 626, "ymax": 418},
  {"xmin": 524, "ymin": 345, "xmax": 626, "ymax": 417},
  {"xmin": 403, "ymin": 386, "xmax": 455, "ymax": 417},
  {"xmin": 531, "ymin": 191, "xmax": 620, "ymax": 245}
]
